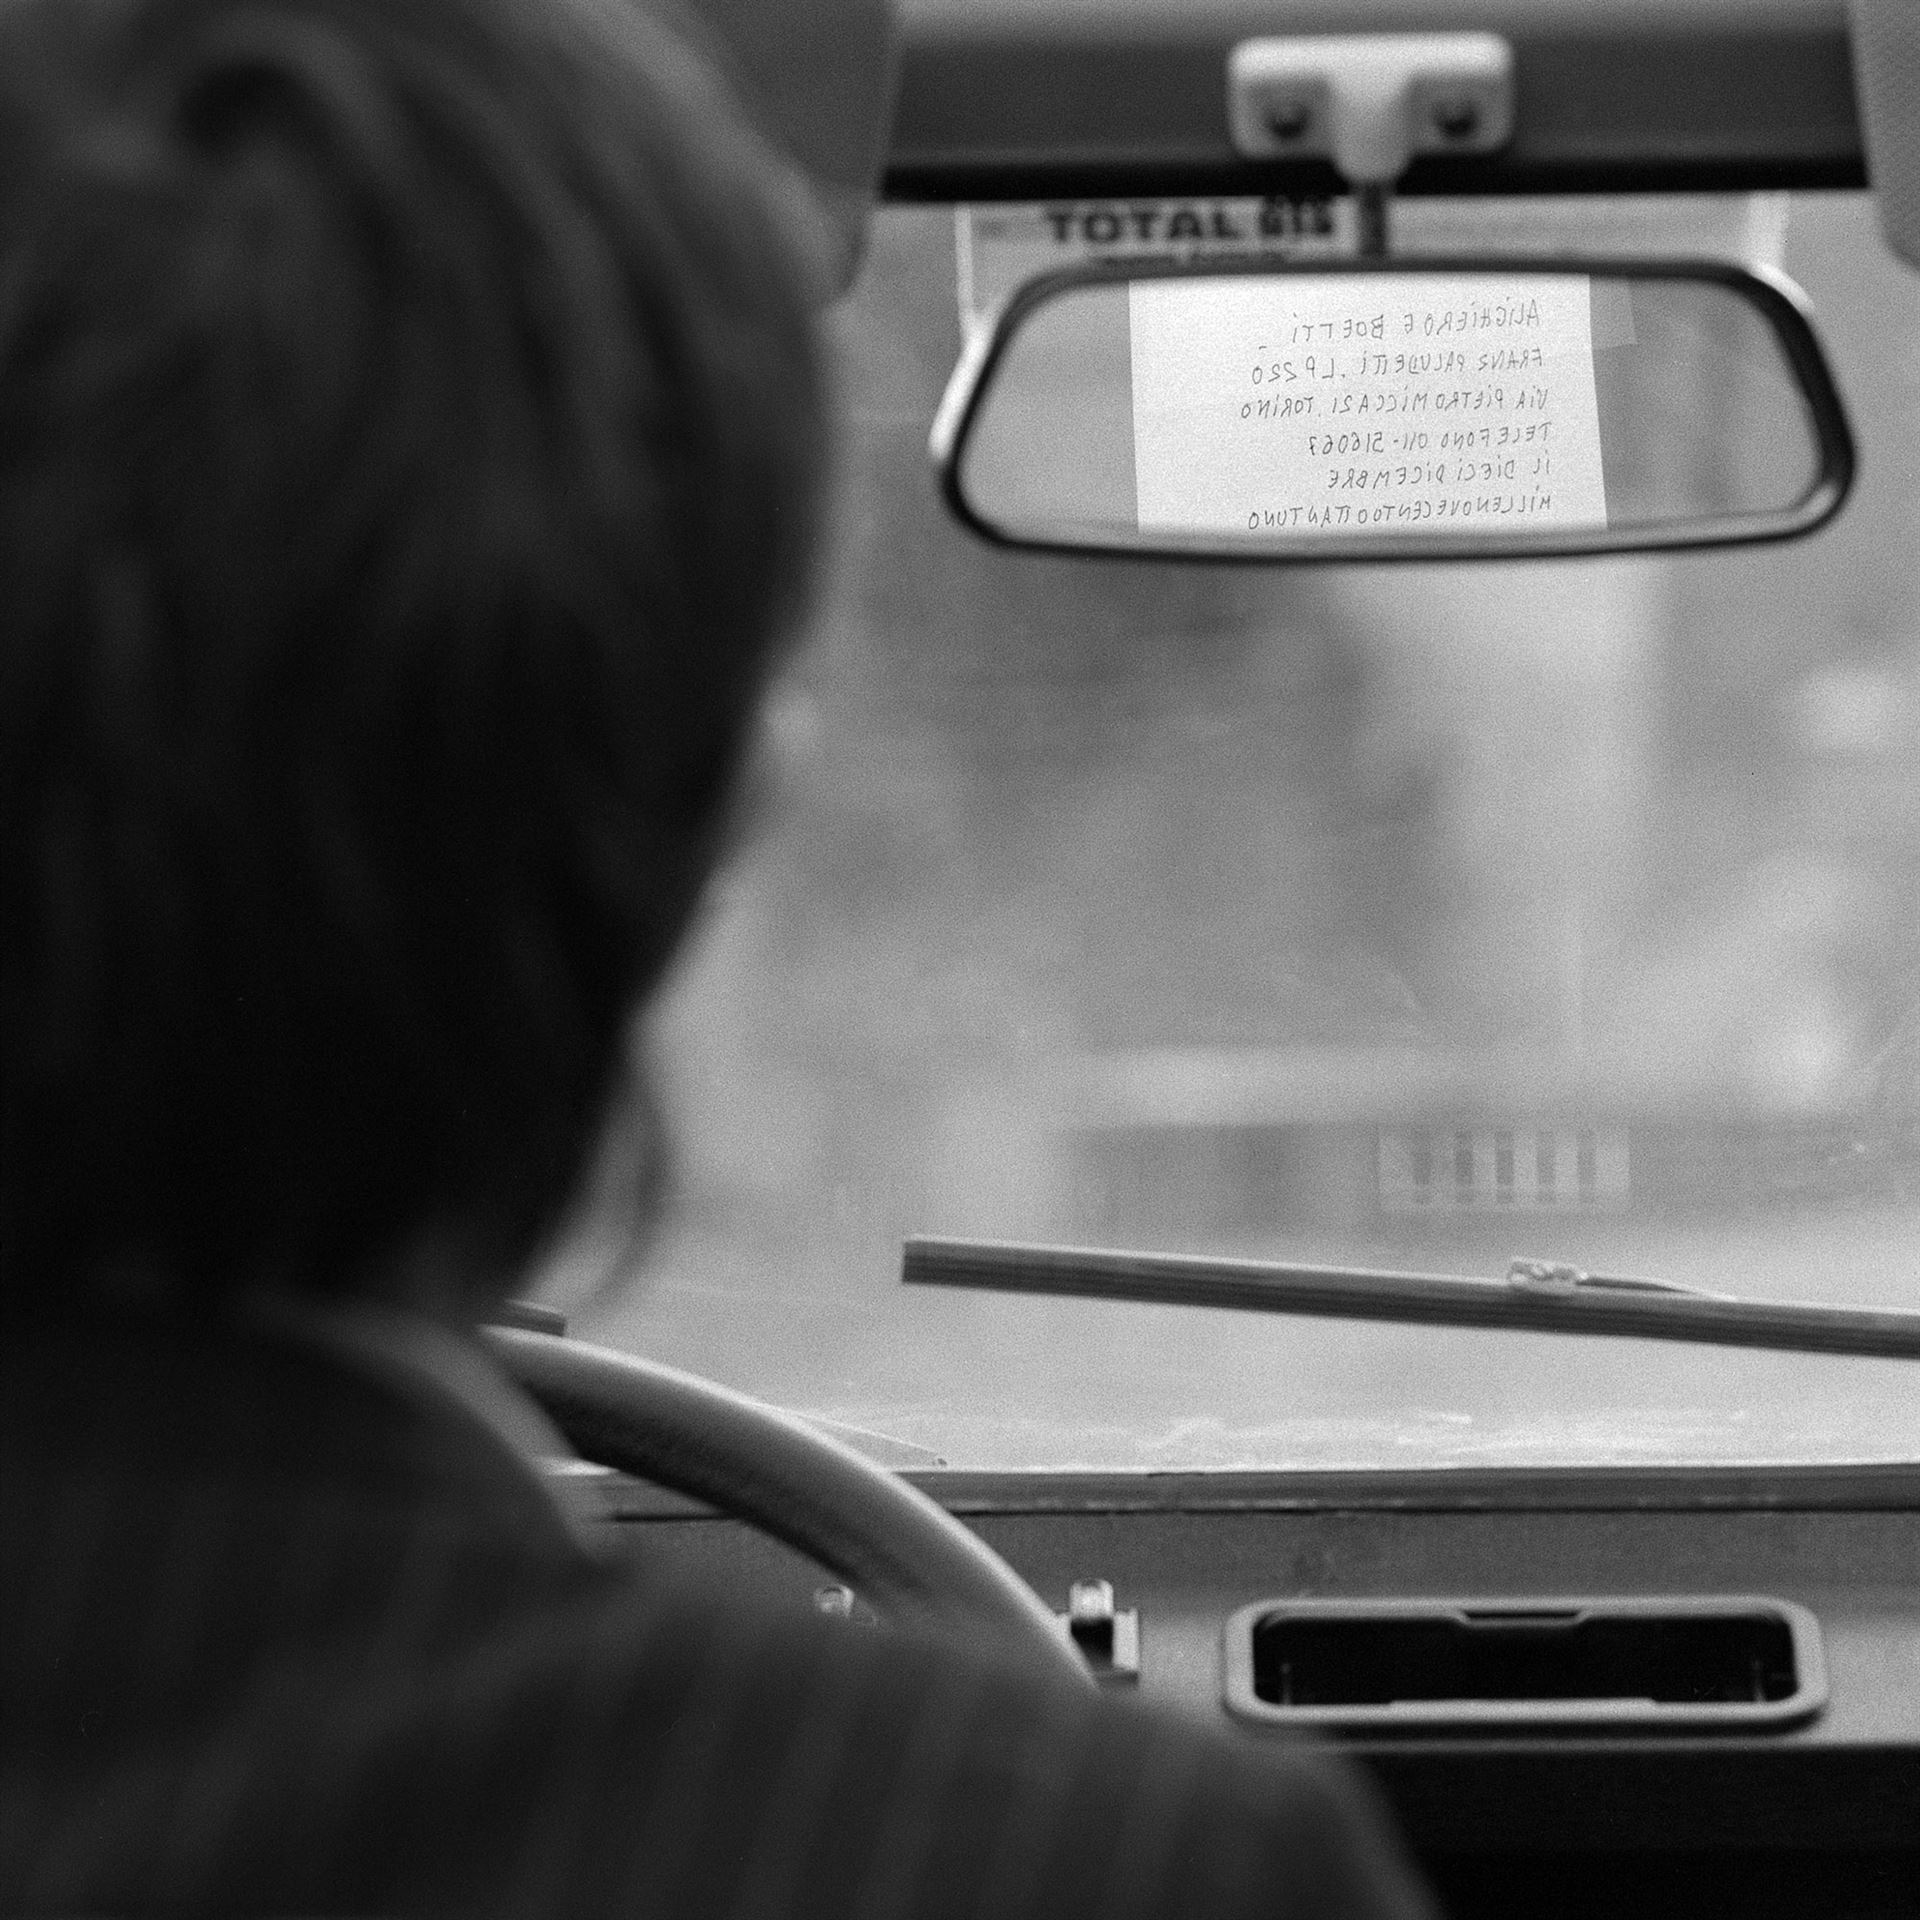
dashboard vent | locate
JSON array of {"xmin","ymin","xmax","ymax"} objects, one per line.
[{"xmin": 1224, "ymin": 1597, "xmax": 1825, "ymax": 1732}]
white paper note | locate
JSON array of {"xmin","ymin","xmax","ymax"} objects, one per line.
[{"xmin": 1129, "ymin": 274, "xmax": 1608, "ymax": 539}]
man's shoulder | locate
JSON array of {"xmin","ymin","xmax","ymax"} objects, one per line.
[
  {"xmin": 292, "ymin": 1565, "xmax": 1433, "ymax": 1920},
  {"xmin": 0, "ymin": 1317, "xmax": 1430, "ymax": 1920},
  {"xmin": 6, "ymin": 1531, "xmax": 1428, "ymax": 1919}
]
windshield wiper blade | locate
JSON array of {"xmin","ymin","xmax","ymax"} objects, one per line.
[{"xmin": 902, "ymin": 1236, "xmax": 1920, "ymax": 1362}]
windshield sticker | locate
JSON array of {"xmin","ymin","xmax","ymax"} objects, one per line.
[
  {"xmin": 1127, "ymin": 274, "xmax": 1610, "ymax": 540},
  {"xmin": 957, "ymin": 197, "xmax": 1351, "ymax": 333}
]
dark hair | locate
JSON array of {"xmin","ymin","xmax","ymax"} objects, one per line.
[{"xmin": 0, "ymin": 0, "xmax": 828, "ymax": 1304}]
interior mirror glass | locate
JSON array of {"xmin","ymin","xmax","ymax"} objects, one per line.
[{"xmin": 937, "ymin": 262, "xmax": 1852, "ymax": 559}]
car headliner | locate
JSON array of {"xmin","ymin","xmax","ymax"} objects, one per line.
[{"xmin": 885, "ymin": 0, "xmax": 1861, "ymax": 201}]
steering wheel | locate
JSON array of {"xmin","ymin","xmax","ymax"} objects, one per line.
[{"xmin": 486, "ymin": 1326, "xmax": 1091, "ymax": 1687}]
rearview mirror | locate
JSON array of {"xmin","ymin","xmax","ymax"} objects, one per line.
[{"xmin": 933, "ymin": 259, "xmax": 1853, "ymax": 561}]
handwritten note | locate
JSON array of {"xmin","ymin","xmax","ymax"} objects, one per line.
[{"xmin": 1129, "ymin": 275, "xmax": 1608, "ymax": 539}]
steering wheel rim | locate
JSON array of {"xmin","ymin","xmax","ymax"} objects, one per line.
[{"xmin": 486, "ymin": 1326, "xmax": 1091, "ymax": 1686}]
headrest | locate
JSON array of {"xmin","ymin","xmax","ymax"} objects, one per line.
[
  {"xmin": 1853, "ymin": 0, "xmax": 1920, "ymax": 272},
  {"xmin": 653, "ymin": 0, "xmax": 899, "ymax": 297}
]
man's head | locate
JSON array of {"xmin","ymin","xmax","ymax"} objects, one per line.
[{"xmin": 0, "ymin": 0, "xmax": 828, "ymax": 1309}]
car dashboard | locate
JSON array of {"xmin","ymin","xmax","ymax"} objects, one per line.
[{"xmin": 589, "ymin": 1461, "xmax": 1920, "ymax": 1916}]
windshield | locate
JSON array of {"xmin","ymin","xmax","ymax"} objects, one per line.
[{"xmin": 538, "ymin": 191, "xmax": 1920, "ymax": 1472}]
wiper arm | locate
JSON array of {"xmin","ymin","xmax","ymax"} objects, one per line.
[{"xmin": 903, "ymin": 1237, "xmax": 1920, "ymax": 1362}]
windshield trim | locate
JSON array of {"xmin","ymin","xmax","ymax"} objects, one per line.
[{"xmin": 594, "ymin": 1459, "xmax": 1920, "ymax": 1516}]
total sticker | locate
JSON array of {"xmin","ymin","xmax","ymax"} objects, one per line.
[{"xmin": 957, "ymin": 197, "xmax": 1353, "ymax": 333}]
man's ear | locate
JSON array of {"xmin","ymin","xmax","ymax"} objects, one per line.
[
  {"xmin": 526, "ymin": 1022, "xmax": 677, "ymax": 1323},
  {"xmin": 649, "ymin": 0, "xmax": 900, "ymax": 298}
]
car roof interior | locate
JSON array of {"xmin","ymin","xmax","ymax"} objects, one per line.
[{"xmin": 884, "ymin": 0, "xmax": 1863, "ymax": 202}]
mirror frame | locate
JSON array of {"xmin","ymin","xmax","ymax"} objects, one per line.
[{"xmin": 932, "ymin": 254, "xmax": 1857, "ymax": 563}]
